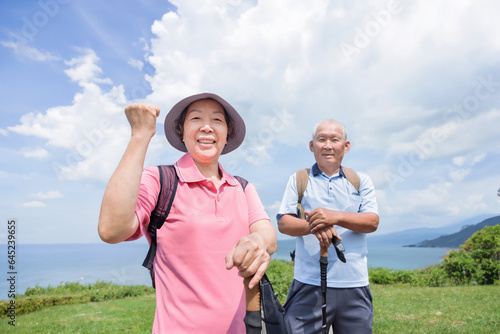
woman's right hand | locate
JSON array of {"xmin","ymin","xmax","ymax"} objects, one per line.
[{"xmin": 124, "ymin": 103, "xmax": 160, "ymax": 139}]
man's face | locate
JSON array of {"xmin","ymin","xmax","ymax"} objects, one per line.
[{"xmin": 309, "ymin": 121, "xmax": 350, "ymax": 170}]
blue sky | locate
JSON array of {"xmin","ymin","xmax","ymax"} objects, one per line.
[{"xmin": 1, "ymin": 0, "xmax": 499, "ymax": 244}]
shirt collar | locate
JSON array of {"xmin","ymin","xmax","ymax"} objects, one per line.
[
  {"xmin": 311, "ymin": 163, "xmax": 345, "ymax": 179},
  {"xmin": 174, "ymin": 153, "xmax": 237, "ymax": 186}
]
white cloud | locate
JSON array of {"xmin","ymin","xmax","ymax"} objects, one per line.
[
  {"xmin": 143, "ymin": 0, "xmax": 500, "ymax": 165},
  {"xmin": 366, "ymin": 164, "xmax": 393, "ymax": 190},
  {"xmin": 31, "ymin": 191, "xmax": 63, "ymax": 200},
  {"xmin": 0, "ymin": 129, "xmax": 8, "ymax": 136},
  {"xmin": 128, "ymin": 58, "xmax": 144, "ymax": 70},
  {"xmin": 21, "ymin": 147, "xmax": 50, "ymax": 160},
  {"xmin": 449, "ymin": 169, "xmax": 470, "ymax": 183},
  {"xmin": 1, "ymin": 40, "xmax": 60, "ymax": 62},
  {"xmin": 141, "ymin": 0, "xmax": 500, "ymax": 233},
  {"xmin": 386, "ymin": 182, "xmax": 454, "ymax": 216},
  {"xmin": 471, "ymin": 153, "xmax": 486, "ymax": 166},
  {"xmin": 7, "ymin": 49, "xmax": 141, "ymax": 182},
  {"xmin": 452, "ymin": 156, "xmax": 466, "ymax": 166},
  {"xmin": 22, "ymin": 201, "xmax": 47, "ymax": 208},
  {"xmin": 64, "ymin": 49, "xmax": 112, "ymax": 85},
  {"xmin": 450, "ymin": 153, "xmax": 486, "ymax": 181},
  {"xmin": 6, "ymin": 0, "xmax": 500, "ymax": 239},
  {"xmin": 388, "ymin": 109, "xmax": 500, "ymax": 162},
  {"xmin": 447, "ymin": 193, "xmax": 487, "ymax": 215}
]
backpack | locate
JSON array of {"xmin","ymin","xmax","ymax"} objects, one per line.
[{"xmin": 141, "ymin": 165, "xmax": 288, "ymax": 334}]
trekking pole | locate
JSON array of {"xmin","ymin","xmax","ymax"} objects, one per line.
[
  {"xmin": 321, "ymin": 236, "xmax": 346, "ymax": 334},
  {"xmin": 244, "ymin": 277, "xmax": 262, "ymax": 334},
  {"xmin": 319, "ymin": 244, "xmax": 328, "ymax": 334}
]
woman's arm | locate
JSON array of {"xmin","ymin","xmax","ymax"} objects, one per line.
[{"xmin": 98, "ymin": 103, "xmax": 159, "ymax": 244}]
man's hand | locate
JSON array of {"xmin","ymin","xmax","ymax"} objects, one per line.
[
  {"xmin": 225, "ymin": 233, "xmax": 271, "ymax": 289},
  {"xmin": 124, "ymin": 102, "xmax": 160, "ymax": 139},
  {"xmin": 306, "ymin": 208, "xmax": 343, "ymax": 248},
  {"xmin": 306, "ymin": 208, "xmax": 342, "ymax": 233},
  {"xmin": 305, "ymin": 208, "xmax": 340, "ymax": 233},
  {"xmin": 312, "ymin": 226, "xmax": 341, "ymax": 248}
]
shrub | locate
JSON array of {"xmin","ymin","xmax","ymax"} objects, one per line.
[
  {"xmin": 412, "ymin": 264, "xmax": 449, "ymax": 287},
  {"xmin": 369, "ymin": 267, "xmax": 395, "ymax": 285},
  {"xmin": 443, "ymin": 225, "xmax": 500, "ymax": 285},
  {"xmin": 266, "ymin": 260, "xmax": 294, "ymax": 304}
]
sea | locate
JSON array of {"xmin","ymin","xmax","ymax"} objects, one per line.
[{"xmin": 1, "ymin": 240, "xmax": 451, "ymax": 297}]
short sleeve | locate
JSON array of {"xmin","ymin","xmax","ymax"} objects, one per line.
[
  {"xmin": 358, "ymin": 173, "xmax": 378, "ymax": 214},
  {"xmin": 126, "ymin": 167, "xmax": 161, "ymax": 242}
]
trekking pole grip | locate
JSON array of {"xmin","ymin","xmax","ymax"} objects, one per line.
[
  {"xmin": 320, "ymin": 244, "xmax": 328, "ymax": 257},
  {"xmin": 244, "ymin": 276, "xmax": 262, "ymax": 334},
  {"xmin": 244, "ymin": 276, "xmax": 261, "ymax": 311}
]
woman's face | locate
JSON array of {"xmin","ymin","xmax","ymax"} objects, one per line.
[{"xmin": 182, "ymin": 99, "xmax": 228, "ymax": 165}]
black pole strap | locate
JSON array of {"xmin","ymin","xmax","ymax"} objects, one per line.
[{"xmin": 320, "ymin": 256, "xmax": 328, "ymax": 334}]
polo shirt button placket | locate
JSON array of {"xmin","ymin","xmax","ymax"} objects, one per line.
[
  {"xmin": 215, "ymin": 192, "xmax": 221, "ymax": 216},
  {"xmin": 328, "ymin": 178, "xmax": 334, "ymax": 197}
]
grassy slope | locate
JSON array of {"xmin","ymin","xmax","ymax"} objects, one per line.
[{"xmin": 371, "ymin": 285, "xmax": 499, "ymax": 334}]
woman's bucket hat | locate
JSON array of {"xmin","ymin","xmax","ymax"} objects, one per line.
[{"xmin": 164, "ymin": 93, "xmax": 246, "ymax": 155}]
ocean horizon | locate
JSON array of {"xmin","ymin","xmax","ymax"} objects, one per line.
[{"xmin": 1, "ymin": 240, "xmax": 451, "ymax": 297}]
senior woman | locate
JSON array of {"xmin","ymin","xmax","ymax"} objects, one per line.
[{"xmin": 98, "ymin": 93, "xmax": 277, "ymax": 333}]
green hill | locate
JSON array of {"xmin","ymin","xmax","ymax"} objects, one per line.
[{"xmin": 405, "ymin": 215, "xmax": 500, "ymax": 248}]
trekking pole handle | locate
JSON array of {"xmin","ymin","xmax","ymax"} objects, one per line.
[
  {"xmin": 320, "ymin": 244, "xmax": 328, "ymax": 257},
  {"xmin": 244, "ymin": 276, "xmax": 261, "ymax": 312}
]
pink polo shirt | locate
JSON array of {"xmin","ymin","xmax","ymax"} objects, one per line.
[{"xmin": 131, "ymin": 153, "xmax": 269, "ymax": 333}]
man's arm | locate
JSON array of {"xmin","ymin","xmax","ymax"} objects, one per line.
[
  {"xmin": 307, "ymin": 209, "xmax": 379, "ymax": 234},
  {"xmin": 277, "ymin": 213, "xmax": 309, "ymax": 236},
  {"xmin": 225, "ymin": 219, "xmax": 277, "ymax": 289},
  {"xmin": 278, "ymin": 213, "xmax": 342, "ymax": 248},
  {"xmin": 98, "ymin": 103, "xmax": 160, "ymax": 244}
]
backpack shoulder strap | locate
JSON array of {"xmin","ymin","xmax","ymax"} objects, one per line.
[
  {"xmin": 142, "ymin": 165, "xmax": 178, "ymax": 271},
  {"xmin": 233, "ymin": 175, "xmax": 248, "ymax": 192},
  {"xmin": 341, "ymin": 166, "xmax": 360, "ymax": 193},
  {"xmin": 295, "ymin": 168, "xmax": 310, "ymax": 220}
]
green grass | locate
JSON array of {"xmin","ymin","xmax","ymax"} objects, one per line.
[
  {"xmin": 1, "ymin": 295, "xmax": 155, "ymax": 333},
  {"xmin": 371, "ymin": 284, "xmax": 499, "ymax": 333},
  {"xmin": 3, "ymin": 284, "xmax": 498, "ymax": 333},
  {"xmin": 2, "ymin": 259, "xmax": 499, "ymax": 333}
]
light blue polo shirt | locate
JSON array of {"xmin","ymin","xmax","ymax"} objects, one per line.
[{"xmin": 277, "ymin": 163, "xmax": 378, "ymax": 288}]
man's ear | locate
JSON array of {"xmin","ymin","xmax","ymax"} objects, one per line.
[
  {"xmin": 344, "ymin": 140, "xmax": 351, "ymax": 153},
  {"xmin": 309, "ymin": 140, "xmax": 314, "ymax": 152}
]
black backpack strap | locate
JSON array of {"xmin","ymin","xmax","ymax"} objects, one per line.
[
  {"xmin": 233, "ymin": 175, "xmax": 248, "ymax": 191},
  {"xmin": 142, "ymin": 165, "xmax": 178, "ymax": 271}
]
